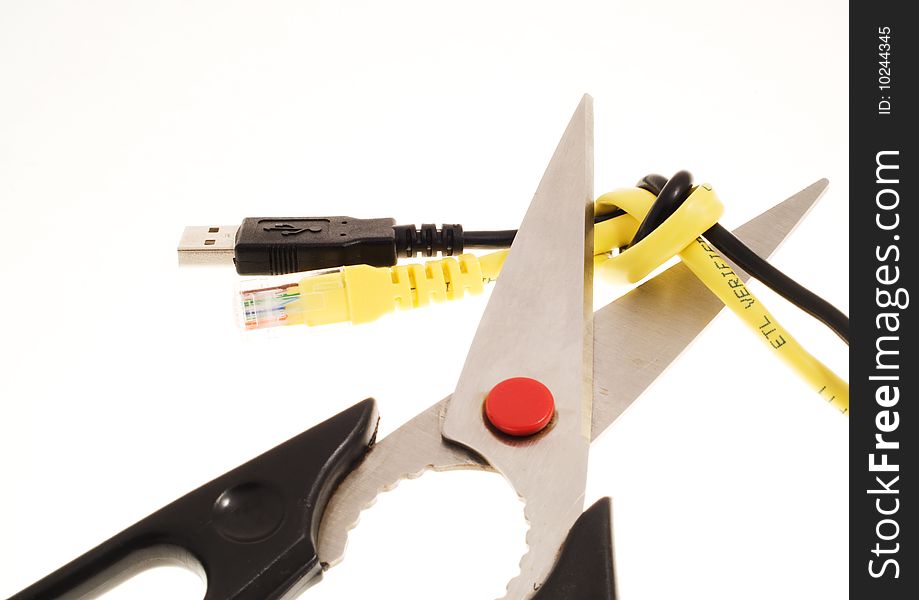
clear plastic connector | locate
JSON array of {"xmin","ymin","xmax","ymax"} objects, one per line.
[{"xmin": 240, "ymin": 282, "xmax": 302, "ymax": 330}]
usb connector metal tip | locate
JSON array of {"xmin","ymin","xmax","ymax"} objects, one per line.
[{"xmin": 177, "ymin": 225, "xmax": 239, "ymax": 266}]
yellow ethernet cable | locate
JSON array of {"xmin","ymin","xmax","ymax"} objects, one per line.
[
  {"xmin": 241, "ymin": 252, "xmax": 508, "ymax": 329},
  {"xmin": 237, "ymin": 184, "xmax": 847, "ymax": 413},
  {"xmin": 237, "ymin": 214, "xmax": 638, "ymax": 333},
  {"xmin": 595, "ymin": 186, "xmax": 849, "ymax": 414}
]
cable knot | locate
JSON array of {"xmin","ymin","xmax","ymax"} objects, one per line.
[{"xmin": 594, "ymin": 179, "xmax": 723, "ymax": 284}]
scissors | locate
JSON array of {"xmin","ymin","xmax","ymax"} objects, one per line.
[{"xmin": 8, "ymin": 95, "xmax": 828, "ymax": 600}]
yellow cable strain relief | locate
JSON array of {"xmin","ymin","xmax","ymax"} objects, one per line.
[{"xmin": 294, "ymin": 253, "xmax": 492, "ymax": 327}]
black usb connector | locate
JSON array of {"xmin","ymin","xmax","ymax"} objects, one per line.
[{"xmin": 178, "ymin": 217, "xmax": 473, "ymax": 275}]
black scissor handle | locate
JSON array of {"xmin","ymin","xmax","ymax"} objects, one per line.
[
  {"xmin": 9, "ymin": 399, "xmax": 378, "ymax": 600},
  {"xmin": 533, "ymin": 497, "xmax": 618, "ymax": 600}
]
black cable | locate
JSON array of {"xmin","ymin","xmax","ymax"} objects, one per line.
[
  {"xmin": 465, "ymin": 171, "xmax": 849, "ymax": 344},
  {"xmin": 706, "ymin": 223, "xmax": 849, "ymax": 343},
  {"xmin": 631, "ymin": 170, "xmax": 694, "ymax": 246},
  {"xmin": 463, "ymin": 229, "xmax": 518, "ymax": 247},
  {"xmin": 462, "ymin": 207, "xmax": 627, "ymax": 249},
  {"xmin": 632, "ymin": 171, "xmax": 850, "ymax": 344}
]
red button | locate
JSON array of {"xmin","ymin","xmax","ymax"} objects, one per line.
[{"xmin": 484, "ymin": 377, "xmax": 555, "ymax": 437}]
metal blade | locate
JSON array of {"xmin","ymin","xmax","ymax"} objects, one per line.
[
  {"xmin": 317, "ymin": 397, "xmax": 488, "ymax": 570},
  {"xmin": 442, "ymin": 95, "xmax": 594, "ymax": 599},
  {"xmin": 591, "ymin": 178, "xmax": 829, "ymax": 440}
]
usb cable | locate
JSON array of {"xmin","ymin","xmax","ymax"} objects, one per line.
[{"xmin": 178, "ymin": 218, "xmax": 515, "ymax": 275}]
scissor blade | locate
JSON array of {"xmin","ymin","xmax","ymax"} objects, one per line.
[
  {"xmin": 591, "ymin": 178, "xmax": 829, "ymax": 440},
  {"xmin": 442, "ymin": 95, "xmax": 594, "ymax": 599}
]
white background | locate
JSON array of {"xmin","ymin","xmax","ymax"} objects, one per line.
[{"xmin": 0, "ymin": 1, "xmax": 848, "ymax": 599}]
